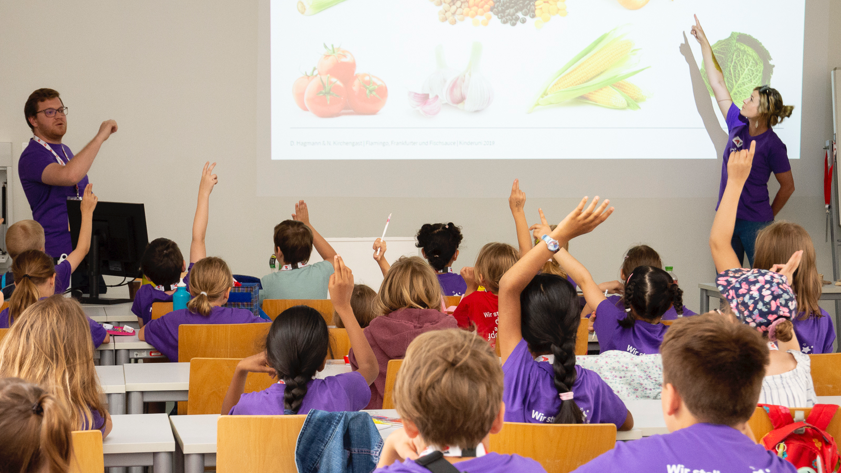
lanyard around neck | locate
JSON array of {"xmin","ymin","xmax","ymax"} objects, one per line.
[
  {"xmin": 419, "ymin": 443, "xmax": 486, "ymax": 459},
  {"xmin": 32, "ymin": 137, "xmax": 68, "ymax": 166}
]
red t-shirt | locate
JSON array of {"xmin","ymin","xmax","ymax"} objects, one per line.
[{"xmin": 453, "ymin": 290, "xmax": 499, "ymax": 346}]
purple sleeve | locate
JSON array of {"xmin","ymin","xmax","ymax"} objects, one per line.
[
  {"xmin": 54, "ymin": 260, "xmax": 72, "ymax": 294},
  {"xmin": 88, "ymin": 317, "xmax": 107, "ymax": 348},
  {"xmin": 131, "ymin": 291, "xmax": 144, "ymax": 318},
  {"xmin": 593, "ymin": 299, "xmax": 623, "ymax": 343},
  {"xmin": 338, "ymin": 371, "xmax": 372, "ymax": 411},
  {"xmin": 823, "ymin": 309, "xmax": 836, "ymax": 354},
  {"xmin": 81, "ymin": 407, "xmax": 106, "ymax": 432},
  {"xmin": 584, "ymin": 370, "xmax": 629, "ymax": 427},
  {"xmin": 19, "ymin": 146, "xmax": 55, "ymax": 183},
  {"xmin": 768, "ymin": 140, "xmax": 791, "ymax": 174},
  {"xmin": 142, "ymin": 317, "xmax": 179, "ymax": 361},
  {"xmin": 681, "ymin": 305, "xmax": 697, "ymax": 316},
  {"xmin": 725, "ymin": 103, "xmax": 744, "ymax": 132}
]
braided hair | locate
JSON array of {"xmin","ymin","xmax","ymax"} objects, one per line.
[
  {"xmin": 619, "ymin": 266, "xmax": 684, "ymax": 329},
  {"xmin": 520, "ymin": 274, "xmax": 584, "ymax": 424},
  {"xmin": 264, "ymin": 306, "xmax": 329, "ymax": 414},
  {"xmin": 416, "ymin": 223, "xmax": 463, "ymax": 272}
]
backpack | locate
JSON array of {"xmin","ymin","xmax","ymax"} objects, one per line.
[{"xmin": 758, "ymin": 404, "xmax": 841, "ymax": 473}]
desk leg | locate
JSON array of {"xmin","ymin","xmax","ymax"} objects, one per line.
[
  {"xmin": 154, "ymin": 452, "xmax": 173, "ymax": 473},
  {"xmin": 100, "ymin": 350, "xmax": 115, "ymax": 366},
  {"xmin": 127, "ymin": 392, "xmax": 143, "ymax": 415},
  {"xmin": 108, "ymin": 393, "xmax": 126, "ymax": 415},
  {"xmin": 184, "ymin": 454, "xmax": 204, "ymax": 473},
  {"xmin": 700, "ymin": 289, "xmax": 709, "ymax": 313},
  {"xmin": 116, "ymin": 349, "xmax": 129, "ymax": 365}
]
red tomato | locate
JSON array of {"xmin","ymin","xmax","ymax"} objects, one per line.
[
  {"xmin": 304, "ymin": 75, "xmax": 346, "ymax": 118},
  {"xmin": 317, "ymin": 44, "xmax": 356, "ymax": 90},
  {"xmin": 348, "ymin": 74, "xmax": 388, "ymax": 115},
  {"xmin": 292, "ymin": 68, "xmax": 317, "ymax": 111}
]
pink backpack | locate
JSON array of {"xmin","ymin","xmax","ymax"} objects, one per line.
[{"xmin": 758, "ymin": 404, "xmax": 841, "ymax": 473}]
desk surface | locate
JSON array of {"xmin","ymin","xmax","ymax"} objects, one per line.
[
  {"xmin": 114, "ymin": 333, "xmax": 155, "ymax": 350},
  {"xmin": 625, "ymin": 400, "xmax": 667, "ymax": 436},
  {"xmin": 103, "ymin": 414, "xmax": 175, "ymax": 454},
  {"xmin": 170, "ymin": 414, "xmax": 219, "ymax": 454},
  {"xmin": 95, "ymin": 365, "xmax": 126, "ymax": 394},
  {"xmin": 124, "ymin": 362, "xmax": 190, "ymax": 391}
]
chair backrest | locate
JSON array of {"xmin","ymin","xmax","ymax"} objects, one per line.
[
  {"xmin": 178, "ymin": 323, "xmax": 271, "ymax": 363},
  {"xmin": 661, "ymin": 319, "xmax": 675, "ymax": 326},
  {"xmin": 188, "ymin": 358, "xmax": 275, "ymax": 415},
  {"xmin": 263, "ymin": 299, "xmax": 334, "ymax": 326},
  {"xmin": 217, "ymin": 415, "xmax": 307, "ymax": 473},
  {"xmin": 810, "ymin": 353, "xmax": 841, "ymax": 396},
  {"xmin": 444, "ymin": 295, "xmax": 462, "ymax": 308},
  {"xmin": 69, "ymin": 430, "xmax": 104, "ymax": 473},
  {"xmin": 328, "ymin": 328, "xmax": 351, "ymax": 360},
  {"xmin": 382, "ymin": 359, "xmax": 403, "ymax": 409},
  {"xmin": 0, "ymin": 301, "xmax": 8, "ymax": 312},
  {"xmin": 575, "ymin": 318, "xmax": 589, "ymax": 356},
  {"xmin": 748, "ymin": 405, "xmax": 841, "ymax": 443},
  {"xmin": 0, "ymin": 328, "xmax": 9, "ymax": 344},
  {"xmin": 151, "ymin": 302, "xmax": 174, "ymax": 321},
  {"xmin": 490, "ymin": 422, "xmax": 616, "ymax": 472}
]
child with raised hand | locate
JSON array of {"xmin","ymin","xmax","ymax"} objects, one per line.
[
  {"xmin": 373, "ymin": 238, "xmax": 390, "ymax": 276},
  {"xmin": 133, "ymin": 162, "xmax": 217, "ymax": 327},
  {"xmin": 498, "ymin": 197, "xmax": 633, "ymax": 430},
  {"xmin": 0, "ymin": 296, "xmax": 112, "ymax": 438},
  {"xmin": 349, "ymin": 256, "xmax": 458, "ymax": 409},
  {"xmin": 376, "ymin": 329, "xmax": 546, "ymax": 473},
  {"xmin": 261, "ymin": 201, "xmax": 337, "ymax": 302},
  {"xmin": 416, "ymin": 223, "xmax": 465, "ymax": 296},
  {"xmin": 139, "ymin": 257, "xmax": 268, "ymax": 361},
  {"xmin": 453, "ymin": 243, "xmax": 519, "ymax": 347},
  {"xmin": 571, "ymin": 315, "xmax": 797, "ymax": 473},
  {"xmin": 711, "ymin": 143, "xmax": 816, "ymax": 407},
  {"xmin": 0, "ymin": 378, "xmax": 73, "ymax": 473},
  {"xmin": 223, "ymin": 256, "xmax": 378, "ymax": 415}
]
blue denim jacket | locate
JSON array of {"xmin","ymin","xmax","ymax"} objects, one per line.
[{"xmin": 296, "ymin": 410, "xmax": 383, "ymax": 473}]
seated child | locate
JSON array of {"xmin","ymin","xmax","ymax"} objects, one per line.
[
  {"xmin": 416, "ymin": 222, "xmax": 465, "ymax": 296},
  {"xmin": 375, "ymin": 329, "xmax": 546, "ymax": 472},
  {"xmin": 0, "ymin": 296, "xmax": 112, "ymax": 438},
  {"xmin": 223, "ymin": 256, "xmax": 378, "ymax": 415},
  {"xmin": 453, "ymin": 242, "xmax": 519, "ymax": 347},
  {"xmin": 498, "ymin": 199, "xmax": 633, "ymax": 429},
  {"xmin": 260, "ymin": 200, "xmax": 337, "ymax": 301},
  {"xmin": 333, "ymin": 284, "xmax": 379, "ymax": 329},
  {"xmin": 572, "ymin": 314, "xmax": 796, "ymax": 473},
  {"xmin": 2, "ymin": 220, "xmax": 44, "ymax": 299},
  {"xmin": 0, "ymin": 249, "xmax": 109, "ymax": 347},
  {"xmin": 132, "ymin": 162, "xmax": 216, "ymax": 326},
  {"xmin": 0, "ymin": 377, "xmax": 73, "ymax": 473},
  {"xmin": 754, "ymin": 222, "xmax": 835, "ymax": 354},
  {"xmin": 139, "ymin": 257, "xmax": 268, "ymax": 361},
  {"xmin": 349, "ymin": 256, "xmax": 458, "ymax": 409}
]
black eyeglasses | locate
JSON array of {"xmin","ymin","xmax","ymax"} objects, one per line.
[{"xmin": 36, "ymin": 107, "xmax": 68, "ymax": 118}]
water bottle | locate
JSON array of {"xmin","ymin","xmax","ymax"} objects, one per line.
[
  {"xmin": 269, "ymin": 255, "xmax": 278, "ymax": 273},
  {"xmin": 665, "ymin": 266, "xmax": 678, "ymax": 285},
  {"xmin": 173, "ymin": 279, "xmax": 190, "ymax": 311}
]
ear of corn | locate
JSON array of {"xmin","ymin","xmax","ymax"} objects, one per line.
[
  {"xmin": 578, "ymin": 85, "xmax": 641, "ymax": 110},
  {"xmin": 537, "ymin": 66, "xmax": 648, "ymax": 106},
  {"xmin": 548, "ymin": 40, "xmax": 634, "ymax": 93},
  {"xmin": 612, "ymin": 81, "xmax": 645, "ymax": 102}
]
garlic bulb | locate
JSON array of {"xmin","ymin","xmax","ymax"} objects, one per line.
[
  {"xmin": 408, "ymin": 91, "xmax": 442, "ymax": 116},
  {"xmin": 444, "ymin": 42, "xmax": 493, "ymax": 112},
  {"xmin": 421, "ymin": 45, "xmax": 456, "ymax": 100}
]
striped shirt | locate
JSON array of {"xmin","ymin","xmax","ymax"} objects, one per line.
[{"xmin": 758, "ymin": 349, "xmax": 817, "ymax": 408}]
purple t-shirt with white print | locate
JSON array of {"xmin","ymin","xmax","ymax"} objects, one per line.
[
  {"xmin": 131, "ymin": 263, "xmax": 194, "ymax": 325},
  {"xmin": 375, "ymin": 453, "xmax": 546, "ymax": 473},
  {"xmin": 502, "ymin": 339, "xmax": 627, "ymax": 426},
  {"xmin": 229, "ymin": 371, "xmax": 371, "ymax": 415},
  {"xmin": 142, "ymin": 306, "xmax": 267, "ymax": 361},
  {"xmin": 793, "ymin": 308, "xmax": 836, "ymax": 354},
  {"xmin": 0, "ymin": 307, "xmax": 106, "ymax": 348},
  {"xmin": 438, "ymin": 272, "xmax": 467, "ymax": 297},
  {"xmin": 716, "ymin": 103, "xmax": 791, "ymax": 222},
  {"xmin": 571, "ymin": 423, "xmax": 797, "ymax": 473},
  {"xmin": 594, "ymin": 299, "xmax": 667, "ymax": 355},
  {"xmin": 605, "ymin": 295, "xmax": 696, "ymax": 321}
]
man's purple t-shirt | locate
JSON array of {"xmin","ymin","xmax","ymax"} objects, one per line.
[
  {"xmin": 437, "ymin": 272, "xmax": 467, "ymax": 297},
  {"xmin": 571, "ymin": 423, "xmax": 797, "ymax": 473},
  {"xmin": 131, "ymin": 263, "xmax": 194, "ymax": 325},
  {"xmin": 716, "ymin": 103, "xmax": 791, "ymax": 222},
  {"xmin": 229, "ymin": 371, "xmax": 371, "ymax": 415},
  {"xmin": 594, "ymin": 299, "xmax": 667, "ymax": 355},
  {"xmin": 19, "ymin": 139, "xmax": 90, "ymax": 258},
  {"xmin": 605, "ymin": 295, "xmax": 696, "ymax": 321},
  {"xmin": 0, "ymin": 308, "xmax": 107, "ymax": 348},
  {"xmin": 142, "ymin": 306, "xmax": 267, "ymax": 361},
  {"xmin": 502, "ymin": 339, "xmax": 628, "ymax": 426},
  {"xmin": 375, "ymin": 453, "xmax": 546, "ymax": 473},
  {"xmin": 793, "ymin": 308, "xmax": 836, "ymax": 354}
]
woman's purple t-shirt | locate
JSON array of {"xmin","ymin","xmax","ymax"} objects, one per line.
[
  {"xmin": 0, "ymin": 308, "xmax": 107, "ymax": 348},
  {"xmin": 605, "ymin": 295, "xmax": 696, "ymax": 321},
  {"xmin": 594, "ymin": 299, "xmax": 667, "ymax": 355},
  {"xmin": 793, "ymin": 308, "xmax": 836, "ymax": 354},
  {"xmin": 502, "ymin": 339, "xmax": 627, "ymax": 426},
  {"xmin": 437, "ymin": 272, "xmax": 467, "ymax": 297},
  {"xmin": 571, "ymin": 423, "xmax": 797, "ymax": 473},
  {"xmin": 142, "ymin": 306, "xmax": 267, "ymax": 361},
  {"xmin": 376, "ymin": 453, "xmax": 546, "ymax": 473},
  {"xmin": 18, "ymin": 140, "xmax": 90, "ymax": 258},
  {"xmin": 229, "ymin": 371, "xmax": 371, "ymax": 415},
  {"xmin": 716, "ymin": 103, "xmax": 791, "ymax": 222}
]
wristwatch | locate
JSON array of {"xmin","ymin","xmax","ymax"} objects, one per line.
[{"xmin": 541, "ymin": 235, "xmax": 560, "ymax": 253}]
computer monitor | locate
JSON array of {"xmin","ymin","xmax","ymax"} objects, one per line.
[{"xmin": 68, "ymin": 200, "xmax": 149, "ymax": 305}]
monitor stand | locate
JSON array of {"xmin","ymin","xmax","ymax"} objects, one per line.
[{"xmin": 78, "ymin": 235, "xmax": 133, "ymax": 305}]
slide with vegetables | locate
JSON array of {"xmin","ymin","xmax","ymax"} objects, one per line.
[{"xmin": 273, "ymin": 0, "xmax": 804, "ymax": 160}]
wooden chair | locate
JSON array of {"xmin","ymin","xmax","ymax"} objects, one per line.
[
  {"xmin": 187, "ymin": 358, "xmax": 275, "ymax": 415},
  {"xmin": 217, "ymin": 415, "xmax": 307, "ymax": 473},
  {"xmin": 0, "ymin": 301, "xmax": 7, "ymax": 312},
  {"xmin": 444, "ymin": 295, "xmax": 462, "ymax": 308},
  {"xmin": 748, "ymin": 406, "xmax": 841, "ymax": 443},
  {"xmin": 0, "ymin": 328, "xmax": 8, "ymax": 344},
  {"xmin": 661, "ymin": 319, "xmax": 675, "ymax": 326},
  {"xmin": 810, "ymin": 353, "xmax": 841, "ymax": 395},
  {"xmin": 328, "ymin": 328, "xmax": 351, "ymax": 360},
  {"xmin": 263, "ymin": 299, "xmax": 334, "ymax": 326},
  {"xmin": 490, "ymin": 422, "xmax": 616, "ymax": 472},
  {"xmin": 151, "ymin": 302, "xmax": 174, "ymax": 321},
  {"xmin": 382, "ymin": 359, "xmax": 403, "ymax": 409},
  {"xmin": 575, "ymin": 318, "xmax": 590, "ymax": 356},
  {"xmin": 69, "ymin": 430, "xmax": 104, "ymax": 473}
]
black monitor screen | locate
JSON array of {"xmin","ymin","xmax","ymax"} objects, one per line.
[{"xmin": 67, "ymin": 200, "xmax": 149, "ymax": 279}]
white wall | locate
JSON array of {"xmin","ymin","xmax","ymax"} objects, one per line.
[{"xmin": 0, "ymin": 1, "xmax": 839, "ymax": 317}]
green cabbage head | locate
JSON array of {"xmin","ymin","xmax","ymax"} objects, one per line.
[{"xmin": 700, "ymin": 32, "xmax": 774, "ymax": 105}]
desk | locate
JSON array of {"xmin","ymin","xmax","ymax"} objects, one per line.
[
  {"xmin": 98, "ymin": 339, "xmax": 116, "ymax": 366},
  {"xmin": 104, "ymin": 303, "xmax": 141, "ymax": 324},
  {"xmin": 624, "ymin": 400, "xmax": 667, "ymax": 437},
  {"xmin": 114, "ymin": 334, "xmax": 163, "ymax": 365},
  {"xmin": 96, "ymin": 365, "xmax": 126, "ymax": 415},
  {"xmin": 103, "ymin": 414, "xmax": 175, "ymax": 473},
  {"xmin": 124, "ymin": 363, "xmax": 190, "ymax": 414},
  {"xmin": 85, "ymin": 306, "xmax": 108, "ymax": 323}
]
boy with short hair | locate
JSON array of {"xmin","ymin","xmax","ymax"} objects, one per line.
[
  {"xmin": 132, "ymin": 162, "xmax": 216, "ymax": 326},
  {"xmin": 2, "ymin": 219, "xmax": 46, "ymax": 298},
  {"xmin": 572, "ymin": 314, "xmax": 796, "ymax": 473},
  {"xmin": 375, "ymin": 329, "xmax": 545, "ymax": 472},
  {"xmin": 260, "ymin": 200, "xmax": 337, "ymax": 302}
]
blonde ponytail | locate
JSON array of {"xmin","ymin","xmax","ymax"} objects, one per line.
[
  {"xmin": 9, "ymin": 250, "xmax": 55, "ymax": 324},
  {"xmin": 185, "ymin": 257, "xmax": 232, "ymax": 317}
]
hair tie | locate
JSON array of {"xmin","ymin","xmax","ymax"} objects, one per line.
[
  {"xmin": 559, "ymin": 392, "xmax": 574, "ymax": 401},
  {"xmin": 31, "ymin": 403, "xmax": 43, "ymax": 415},
  {"xmin": 768, "ymin": 318, "xmax": 786, "ymax": 342},
  {"xmin": 625, "ymin": 272, "xmax": 634, "ymax": 284},
  {"xmin": 20, "ymin": 274, "xmax": 31, "ymax": 280},
  {"xmin": 200, "ymin": 292, "xmax": 208, "ymax": 297}
]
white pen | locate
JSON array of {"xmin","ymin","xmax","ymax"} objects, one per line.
[{"xmin": 376, "ymin": 213, "xmax": 392, "ymax": 257}]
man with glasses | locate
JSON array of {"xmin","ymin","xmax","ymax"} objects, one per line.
[{"xmin": 19, "ymin": 88, "xmax": 117, "ymax": 293}]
